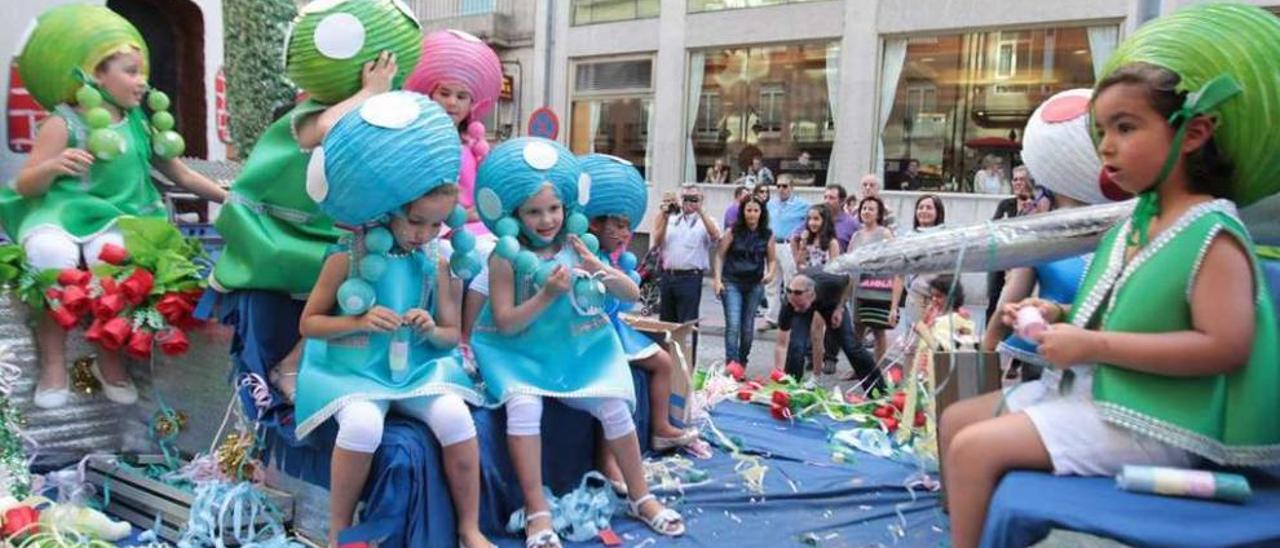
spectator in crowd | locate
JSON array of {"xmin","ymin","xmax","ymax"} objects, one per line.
[
  {"xmin": 652, "ymin": 183, "xmax": 721, "ymax": 353},
  {"xmin": 896, "ymin": 159, "xmax": 923, "ymax": 190},
  {"xmin": 973, "ymin": 154, "xmax": 1009, "ymax": 195},
  {"xmin": 848, "ymin": 196, "xmax": 902, "ymax": 363},
  {"xmin": 792, "ymin": 205, "xmax": 840, "ymax": 270},
  {"xmin": 753, "ymin": 182, "xmax": 771, "ymax": 205},
  {"xmin": 774, "ymin": 270, "xmax": 880, "ymax": 388},
  {"xmin": 761, "ymin": 173, "xmax": 810, "ymax": 331},
  {"xmin": 900, "ymin": 194, "xmax": 947, "ymax": 332},
  {"xmin": 712, "ymin": 196, "xmax": 777, "ymax": 369},
  {"xmin": 722, "ymin": 183, "xmax": 752, "ymax": 228},
  {"xmin": 817, "ymin": 183, "xmax": 859, "ymax": 251},
  {"xmin": 858, "ymin": 174, "xmax": 896, "ymax": 229},
  {"xmin": 747, "ymin": 154, "xmax": 775, "ymax": 187},
  {"xmin": 704, "ymin": 158, "xmax": 730, "ymax": 184},
  {"xmin": 985, "ymin": 166, "xmax": 1040, "ymax": 326}
]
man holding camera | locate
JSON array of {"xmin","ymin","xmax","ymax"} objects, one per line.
[{"xmin": 652, "ymin": 183, "xmax": 721, "ymax": 353}]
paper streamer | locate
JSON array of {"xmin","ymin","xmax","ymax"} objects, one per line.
[{"xmin": 1115, "ymin": 465, "xmax": 1252, "ymax": 503}]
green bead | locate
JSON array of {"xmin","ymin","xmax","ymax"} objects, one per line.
[
  {"xmin": 513, "ymin": 250, "xmax": 539, "ymax": 274},
  {"xmin": 76, "ymin": 85, "xmax": 103, "ymax": 109},
  {"xmin": 451, "ymin": 230, "xmax": 476, "ymax": 254},
  {"xmin": 566, "ymin": 213, "xmax": 589, "ymax": 236},
  {"xmin": 450, "ymin": 253, "xmax": 481, "ymax": 280},
  {"xmin": 533, "ymin": 261, "xmax": 557, "ymax": 286},
  {"xmin": 494, "ymin": 217, "xmax": 519, "ymax": 238},
  {"xmin": 364, "ymin": 227, "xmax": 394, "ymax": 254},
  {"xmin": 359, "ymin": 254, "xmax": 387, "ymax": 281},
  {"xmin": 580, "ymin": 233, "xmax": 600, "ymax": 254},
  {"xmin": 87, "ymin": 128, "xmax": 124, "ymax": 161},
  {"xmin": 151, "ymin": 111, "xmax": 175, "ymax": 131},
  {"xmin": 147, "ymin": 90, "xmax": 171, "ymax": 111},
  {"xmin": 494, "ymin": 236, "xmax": 520, "ymax": 260},
  {"xmin": 446, "ymin": 205, "xmax": 468, "ymax": 229},
  {"xmin": 85, "ymin": 107, "xmax": 112, "ymax": 130},
  {"xmin": 152, "ymin": 130, "xmax": 185, "ymax": 159}
]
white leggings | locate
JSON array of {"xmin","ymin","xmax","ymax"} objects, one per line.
[
  {"xmin": 333, "ymin": 394, "xmax": 476, "ymax": 454},
  {"xmin": 506, "ymin": 395, "xmax": 635, "ymax": 441},
  {"xmin": 23, "ymin": 227, "xmax": 125, "ymax": 271}
]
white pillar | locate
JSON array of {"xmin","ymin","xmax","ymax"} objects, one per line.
[{"xmin": 830, "ymin": 0, "xmax": 881, "ymax": 189}]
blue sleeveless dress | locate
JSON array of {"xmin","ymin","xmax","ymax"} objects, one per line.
[
  {"xmin": 470, "ymin": 247, "xmax": 636, "ymax": 407},
  {"xmin": 997, "ymin": 254, "xmax": 1090, "ymax": 368},
  {"xmin": 294, "ymin": 242, "xmax": 485, "ymax": 440},
  {"xmin": 604, "ymin": 258, "xmax": 660, "ymax": 361}
]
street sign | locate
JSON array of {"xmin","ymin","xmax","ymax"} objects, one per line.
[{"xmin": 527, "ymin": 107, "xmax": 559, "ymax": 139}]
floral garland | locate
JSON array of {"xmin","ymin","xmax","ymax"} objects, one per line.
[{"xmin": 0, "ymin": 218, "xmax": 209, "ymax": 358}]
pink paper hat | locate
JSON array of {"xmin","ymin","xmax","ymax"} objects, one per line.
[{"xmin": 405, "ymin": 29, "xmax": 502, "ymax": 121}]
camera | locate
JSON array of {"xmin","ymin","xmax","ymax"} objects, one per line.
[{"xmin": 665, "ymin": 202, "xmax": 681, "ymax": 215}]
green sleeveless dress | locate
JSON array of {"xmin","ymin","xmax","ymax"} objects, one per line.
[
  {"xmin": 0, "ymin": 104, "xmax": 164, "ymax": 243},
  {"xmin": 1071, "ymin": 199, "xmax": 1280, "ymax": 466},
  {"xmin": 211, "ymin": 100, "xmax": 343, "ymax": 297}
]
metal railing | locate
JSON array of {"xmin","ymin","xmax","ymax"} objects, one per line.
[{"xmin": 409, "ymin": 0, "xmax": 513, "ymax": 21}]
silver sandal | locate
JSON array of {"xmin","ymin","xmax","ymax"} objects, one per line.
[
  {"xmin": 627, "ymin": 493, "xmax": 685, "ymax": 537},
  {"xmin": 523, "ymin": 510, "xmax": 561, "ymax": 548}
]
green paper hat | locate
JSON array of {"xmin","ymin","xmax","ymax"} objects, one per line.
[
  {"xmin": 16, "ymin": 4, "xmax": 150, "ymax": 111},
  {"xmin": 1098, "ymin": 3, "xmax": 1280, "ymax": 206},
  {"xmin": 285, "ymin": 0, "xmax": 423, "ymax": 105}
]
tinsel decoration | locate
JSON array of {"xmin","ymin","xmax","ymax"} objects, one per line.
[
  {"xmin": 224, "ymin": 0, "xmax": 298, "ymax": 157},
  {"xmin": 151, "ymin": 408, "xmax": 188, "ymax": 441},
  {"xmin": 0, "ymin": 402, "xmax": 32, "ymax": 500},
  {"xmin": 70, "ymin": 356, "xmax": 101, "ymax": 395},
  {"xmin": 215, "ymin": 431, "xmax": 260, "ymax": 483}
]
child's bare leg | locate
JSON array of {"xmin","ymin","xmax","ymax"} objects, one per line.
[
  {"xmin": 273, "ymin": 339, "xmax": 303, "ymax": 402},
  {"xmin": 35, "ymin": 314, "xmax": 68, "ymax": 390},
  {"xmin": 944, "ymin": 412, "xmax": 1051, "ymax": 548},
  {"xmin": 328, "ymin": 447, "xmax": 376, "ymax": 546},
  {"xmin": 441, "ymin": 438, "xmax": 489, "ymax": 547},
  {"xmin": 632, "ymin": 350, "xmax": 684, "ymax": 438},
  {"xmin": 506, "ymin": 396, "xmax": 553, "ymax": 539},
  {"xmin": 606, "ymin": 431, "xmax": 679, "ymax": 531}
]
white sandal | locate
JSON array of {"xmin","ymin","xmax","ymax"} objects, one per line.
[
  {"xmin": 523, "ymin": 510, "xmax": 561, "ymax": 548},
  {"xmin": 627, "ymin": 493, "xmax": 685, "ymax": 537}
]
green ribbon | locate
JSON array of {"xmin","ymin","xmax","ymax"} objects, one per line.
[{"xmin": 1128, "ymin": 74, "xmax": 1242, "ymax": 248}]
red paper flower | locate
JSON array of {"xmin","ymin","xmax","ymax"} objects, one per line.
[
  {"xmin": 845, "ymin": 392, "xmax": 865, "ymax": 405},
  {"xmin": 97, "ymin": 243, "xmax": 129, "ymax": 265},
  {"xmin": 61, "ymin": 285, "xmax": 90, "ymax": 316},
  {"xmin": 769, "ymin": 369, "xmax": 787, "ymax": 383},
  {"xmin": 770, "ymin": 403, "xmax": 791, "ymax": 421},
  {"xmin": 48, "ymin": 305, "xmax": 80, "ymax": 329},
  {"xmin": 45, "ymin": 287, "xmax": 62, "ymax": 302},
  {"xmin": 85, "ymin": 319, "xmax": 106, "ymax": 342},
  {"xmin": 157, "ymin": 327, "xmax": 190, "ymax": 356},
  {"xmin": 120, "ymin": 268, "xmax": 155, "ymax": 306},
  {"xmin": 93, "ymin": 293, "xmax": 128, "ymax": 320},
  {"xmin": 125, "ymin": 328, "xmax": 154, "ymax": 359},
  {"xmin": 737, "ymin": 389, "xmax": 753, "ymax": 401},
  {"xmin": 873, "ymin": 405, "xmax": 895, "ymax": 418},
  {"xmin": 156, "ymin": 293, "xmax": 195, "ymax": 326},
  {"xmin": 771, "ymin": 391, "xmax": 791, "ymax": 408},
  {"xmin": 914, "ymin": 410, "xmax": 927, "ymax": 427},
  {"xmin": 1, "ymin": 505, "xmax": 40, "ymax": 538},
  {"xmin": 725, "ymin": 361, "xmax": 746, "ymax": 381},
  {"xmin": 888, "ymin": 367, "xmax": 903, "ymax": 384},
  {"xmin": 99, "ymin": 317, "xmax": 132, "ymax": 351},
  {"xmin": 891, "ymin": 392, "xmax": 907, "ymax": 412},
  {"xmin": 746, "ymin": 381, "xmax": 763, "ymax": 392},
  {"xmin": 881, "ymin": 417, "xmax": 899, "ymax": 431},
  {"xmin": 99, "ymin": 276, "xmax": 119, "ymax": 295},
  {"xmin": 57, "ymin": 268, "xmax": 91, "ymax": 287}
]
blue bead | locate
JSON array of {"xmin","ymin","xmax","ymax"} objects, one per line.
[
  {"xmin": 618, "ymin": 251, "xmax": 638, "ymax": 272},
  {"xmin": 447, "ymin": 204, "xmax": 468, "ymax": 229},
  {"xmin": 494, "ymin": 217, "xmax": 520, "ymax": 238},
  {"xmin": 359, "ymin": 254, "xmax": 388, "ymax": 282},
  {"xmin": 565, "ymin": 212, "xmax": 589, "ymax": 236},
  {"xmin": 533, "ymin": 261, "xmax": 558, "ymax": 286},
  {"xmin": 580, "ymin": 233, "xmax": 600, "ymax": 254},
  {"xmin": 450, "ymin": 253, "xmax": 480, "ymax": 280},
  {"xmin": 494, "ymin": 236, "xmax": 520, "ymax": 260},
  {"xmin": 365, "ymin": 227, "xmax": 394, "ymax": 254},
  {"xmin": 451, "ymin": 229, "xmax": 476, "ymax": 253},
  {"xmin": 627, "ymin": 269, "xmax": 642, "ymax": 285},
  {"xmin": 336, "ymin": 278, "xmax": 376, "ymax": 316},
  {"xmin": 513, "ymin": 250, "xmax": 539, "ymax": 274}
]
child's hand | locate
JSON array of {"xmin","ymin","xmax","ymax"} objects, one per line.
[
  {"xmin": 358, "ymin": 305, "xmax": 402, "ymax": 333},
  {"xmin": 1032, "ymin": 323, "xmax": 1098, "ymax": 367},
  {"xmin": 1002, "ymin": 298, "xmax": 1061, "ymax": 327},
  {"xmin": 361, "ymin": 51, "xmax": 397, "ymax": 94},
  {"xmin": 45, "ymin": 148, "xmax": 95, "ymax": 177},
  {"xmin": 404, "ymin": 308, "xmax": 436, "ymax": 334},
  {"xmin": 542, "ymin": 265, "xmax": 571, "ymax": 296},
  {"xmin": 569, "ymin": 235, "xmax": 606, "ymax": 273}
]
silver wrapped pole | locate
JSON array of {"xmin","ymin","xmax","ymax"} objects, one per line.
[{"xmin": 827, "ymin": 200, "xmax": 1135, "ymax": 277}]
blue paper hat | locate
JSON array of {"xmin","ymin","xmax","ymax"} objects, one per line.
[
  {"xmin": 579, "ymin": 154, "xmax": 648, "ymax": 231},
  {"xmin": 306, "ymin": 90, "xmax": 461, "ymax": 226},
  {"xmin": 474, "ymin": 137, "xmax": 584, "ymax": 233}
]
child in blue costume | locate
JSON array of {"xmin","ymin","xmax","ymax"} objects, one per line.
[
  {"xmin": 577, "ymin": 153, "xmax": 699, "ymax": 490},
  {"xmin": 469, "ymin": 138, "xmax": 685, "ymax": 547},
  {"xmin": 290, "ymin": 91, "xmax": 489, "ymax": 548}
]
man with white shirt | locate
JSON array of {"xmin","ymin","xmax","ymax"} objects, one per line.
[
  {"xmin": 652, "ymin": 183, "xmax": 721, "ymax": 353},
  {"xmin": 761, "ymin": 173, "xmax": 810, "ymax": 331}
]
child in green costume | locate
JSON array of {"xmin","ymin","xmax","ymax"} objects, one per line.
[
  {"xmin": 1, "ymin": 5, "xmax": 226, "ymax": 409},
  {"xmin": 940, "ymin": 6, "xmax": 1280, "ymax": 547}
]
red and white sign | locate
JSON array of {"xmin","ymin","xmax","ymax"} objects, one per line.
[
  {"xmin": 7, "ymin": 60, "xmax": 49, "ymax": 154},
  {"xmin": 215, "ymin": 67, "xmax": 230, "ymax": 144}
]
